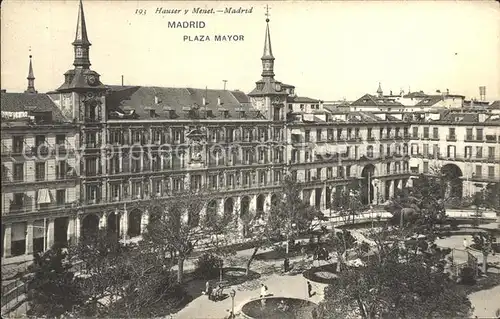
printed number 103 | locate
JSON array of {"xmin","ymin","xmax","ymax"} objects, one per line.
[{"xmin": 136, "ymin": 9, "xmax": 146, "ymax": 15}]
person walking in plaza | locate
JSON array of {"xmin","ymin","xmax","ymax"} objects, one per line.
[
  {"xmin": 307, "ymin": 281, "xmax": 314, "ymax": 297},
  {"xmin": 463, "ymin": 237, "xmax": 468, "ymax": 250},
  {"xmin": 260, "ymin": 283, "xmax": 268, "ymax": 298}
]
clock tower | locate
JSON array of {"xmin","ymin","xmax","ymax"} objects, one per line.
[
  {"xmin": 50, "ymin": 0, "xmax": 109, "ymax": 216},
  {"xmin": 248, "ymin": 9, "xmax": 288, "ymax": 121}
]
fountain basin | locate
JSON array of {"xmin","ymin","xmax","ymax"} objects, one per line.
[{"xmin": 240, "ymin": 297, "xmax": 317, "ymax": 319}]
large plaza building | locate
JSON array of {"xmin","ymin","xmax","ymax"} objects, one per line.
[{"xmin": 1, "ymin": 0, "xmax": 499, "ymax": 263}]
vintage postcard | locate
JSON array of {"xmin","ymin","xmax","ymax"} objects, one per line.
[{"xmin": 1, "ymin": 1, "xmax": 499, "ymax": 318}]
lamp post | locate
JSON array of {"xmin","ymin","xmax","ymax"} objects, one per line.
[{"xmin": 229, "ymin": 289, "xmax": 236, "ymax": 318}]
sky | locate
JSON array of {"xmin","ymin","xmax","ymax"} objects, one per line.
[{"xmin": 1, "ymin": 0, "xmax": 499, "ymax": 101}]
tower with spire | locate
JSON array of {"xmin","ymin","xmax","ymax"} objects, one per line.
[
  {"xmin": 377, "ymin": 82, "xmax": 383, "ymax": 97},
  {"xmin": 248, "ymin": 5, "xmax": 288, "ymax": 121},
  {"xmin": 25, "ymin": 55, "xmax": 37, "ymax": 94}
]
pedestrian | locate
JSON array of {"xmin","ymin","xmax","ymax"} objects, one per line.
[
  {"xmin": 463, "ymin": 237, "xmax": 468, "ymax": 249},
  {"xmin": 260, "ymin": 283, "xmax": 268, "ymax": 298},
  {"xmin": 205, "ymin": 280, "xmax": 210, "ymax": 296},
  {"xmin": 307, "ymin": 281, "xmax": 314, "ymax": 297}
]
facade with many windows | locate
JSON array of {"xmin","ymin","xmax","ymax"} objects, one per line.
[{"xmin": 1, "ymin": 0, "xmax": 499, "ymax": 263}]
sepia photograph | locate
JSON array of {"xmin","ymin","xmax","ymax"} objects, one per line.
[{"xmin": 1, "ymin": 0, "xmax": 499, "ymax": 318}]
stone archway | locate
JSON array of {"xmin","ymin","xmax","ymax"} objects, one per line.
[
  {"xmin": 54, "ymin": 217, "xmax": 69, "ymax": 248},
  {"xmin": 81, "ymin": 214, "xmax": 99, "ymax": 239},
  {"xmin": 224, "ymin": 198, "xmax": 234, "ymax": 220},
  {"xmin": 270, "ymin": 193, "xmax": 278, "ymax": 208},
  {"xmin": 241, "ymin": 196, "xmax": 250, "ymax": 218},
  {"xmin": 256, "ymin": 194, "xmax": 265, "ymax": 218},
  {"xmin": 361, "ymin": 164, "xmax": 376, "ymax": 205},
  {"xmin": 128, "ymin": 209, "xmax": 142, "ymax": 238},
  {"xmin": 107, "ymin": 212, "xmax": 121, "ymax": 240},
  {"xmin": 206, "ymin": 199, "xmax": 218, "ymax": 223},
  {"xmin": 441, "ymin": 164, "xmax": 463, "ymax": 199}
]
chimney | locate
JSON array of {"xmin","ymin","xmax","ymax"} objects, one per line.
[
  {"xmin": 121, "ymin": 75, "xmax": 124, "ymax": 86},
  {"xmin": 446, "ymin": 88, "xmax": 449, "ymax": 95},
  {"xmin": 202, "ymin": 97, "xmax": 206, "ymax": 106},
  {"xmin": 479, "ymin": 86, "xmax": 486, "ymax": 101},
  {"xmin": 154, "ymin": 96, "xmax": 159, "ymax": 104},
  {"xmin": 1, "ymin": 89, "xmax": 6, "ymax": 93},
  {"xmin": 390, "ymin": 90, "xmax": 393, "ymax": 95},
  {"xmin": 217, "ymin": 96, "xmax": 222, "ymax": 106}
]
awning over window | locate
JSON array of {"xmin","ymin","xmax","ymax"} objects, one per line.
[
  {"xmin": 33, "ymin": 219, "xmax": 45, "ymax": 239},
  {"xmin": 12, "ymin": 222, "xmax": 27, "ymax": 241},
  {"xmin": 37, "ymin": 189, "xmax": 51, "ymax": 204}
]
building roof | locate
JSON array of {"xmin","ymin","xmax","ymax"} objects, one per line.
[
  {"xmin": 489, "ymin": 100, "xmax": 500, "ymax": 110},
  {"xmin": 414, "ymin": 95, "xmax": 443, "ymax": 107},
  {"xmin": 1, "ymin": 92, "xmax": 67, "ymax": 122},
  {"xmin": 105, "ymin": 86, "xmax": 263, "ymax": 121},
  {"xmin": 403, "ymin": 91, "xmax": 429, "ymax": 98},
  {"xmin": 351, "ymin": 94, "xmax": 404, "ymax": 107},
  {"xmin": 288, "ymin": 96, "xmax": 320, "ymax": 103}
]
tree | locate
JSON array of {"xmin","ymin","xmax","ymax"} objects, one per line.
[
  {"xmin": 143, "ymin": 188, "xmax": 231, "ymax": 283},
  {"xmin": 331, "ymin": 181, "xmax": 365, "ymax": 225},
  {"xmin": 67, "ymin": 229, "xmax": 185, "ymax": 318},
  {"xmin": 25, "ymin": 245, "xmax": 84, "ymax": 318},
  {"xmin": 386, "ymin": 174, "xmax": 447, "ymax": 237},
  {"xmin": 243, "ymin": 176, "xmax": 324, "ymax": 274},
  {"xmin": 317, "ymin": 227, "xmax": 473, "ymax": 319},
  {"xmin": 472, "ymin": 232, "xmax": 495, "ymax": 275}
]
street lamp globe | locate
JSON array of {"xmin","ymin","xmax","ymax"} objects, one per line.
[{"xmin": 230, "ymin": 289, "xmax": 236, "ymax": 298}]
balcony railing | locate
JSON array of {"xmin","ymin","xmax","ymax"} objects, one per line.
[
  {"xmin": 464, "ymin": 135, "xmax": 474, "ymax": 142},
  {"xmin": 446, "ymin": 135, "xmax": 457, "ymax": 141}
]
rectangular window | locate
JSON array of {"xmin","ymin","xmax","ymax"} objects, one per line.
[
  {"xmin": 56, "ymin": 190, "xmax": 66, "ymax": 205},
  {"xmin": 316, "ymin": 168, "xmax": 322, "ymax": 179},
  {"xmin": 423, "ymin": 127, "xmax": 429, "ymax": 138},
  {"xmin": 305, "ymin": 130, "xmax": 310, "ymax": 142},
  {"xmin": 433, "ymin": 127, "xmax": 439, "ymax": 139},
  {"xmin": 412, "ymin": 127, "xmax": 418, "ymax": 138},
  {"xmin": 13, "ymin": 163, "xmax": 24, "ymax": 181},
  {"xmin": 476, "ymin": 146, "xmax": 483, "ymax": 159},
  {"xmin": 316, "ymin": 129, "xmax": 322, "ymax": 141},
  {"xmin": 466, "ymin": 128, "xmax": 473, "ymax": 140},
  {"xmin": 327, "ymin": 129, "xmax": 333, "ymax": 141},
  {"xmin": 476, "ymin": 128, "xmax": 483, "ymax": 140},
  {"xmin": 35, "ymin": 162, "xmax": 45, "ymax": 181},
  {"xmin": 326, "ymin": 167, "xmax": 332, "ymax": 179},
  {"xmin": 488, "ymin": 166, "xmax": 495, "ymax": 178},
  {"xmin": 475, "ymin": 165, "xmax": 482, "ymax": 177},
  {"xmin": 13, "ymin": 136, "xmax": 24, "ymax": 153},
  {"xmin": 423, "ymin": 144, "xmax": 429, "ymax": 157},
  {"xmin": 465, "ymin": 146, "xmax": 472, "ymax": 158},
  {"xmin": 488, "ymin": 147, "xmax": 495, "ymax": 159},
  {"xmin": 423, "ymin": 161, "xmax": 429, "ymax": 174}
]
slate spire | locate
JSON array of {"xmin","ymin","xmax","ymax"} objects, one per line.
[
  {"xmin": 25, "ymin": 55, "xmax": 37, "ymax": 94},
  {"xmin": 72, "ymin": 0, "xmax": 91, "ymax": 68},
  {"xmin": 261, "ymin": 5, "xmax": 275, "ymax": 78}
]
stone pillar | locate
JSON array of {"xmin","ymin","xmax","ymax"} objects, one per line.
[
  {"xmin": 234, "ymin": 196, "xmax": 243, "ymax": 236},
  {"xmin": 321, "ymin": 186, "xmax": 327, "ymax": 210},
  {"xmin": 264, "ymin": 193, "xmax": 272, "ymax": 215},
  {"xmin": 217, "ymin": 198, "xmax": 224, "ymax": 217},
  {"xmin": 3, "ymin": 223, "xmax": 12, "ymax": 258},
  {"xmin": 389, "ymin": 180, "xmax": 395, "ymax": 199},
  {"xmin": 99, "ymin": 213, "xmax": 107, "ymax": 230},
  {"xmin": 250, "ymin": 194, "xmax": 257, "ymax": 214},
  {"xmin": 141, "ymin": 210, "xmax": 149, "ymax": 234},
  {"xmin": 47, "ymin": 218, "xmax": 55, "ymax": 249},
  {"xmin": 121, "ymin": 210, "xmax": 129, "ymax": 239},
  {"xmin": 372, "ymin": 184, "xmax": 379, "ymax": 206},
  {"xmin": 26, "ymin": 220, "xmax": 33, "ymax": 255},
  {"xmin": 75, "ymin": 215, "xmax": 81, "ymax": 241}
]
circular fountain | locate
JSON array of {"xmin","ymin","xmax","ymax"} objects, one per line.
[{"xmin": 240, "ymin": 297, "xmax": 317, "ymax": 319}]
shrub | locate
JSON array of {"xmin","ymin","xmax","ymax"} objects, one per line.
[
  {"xmin": 194, "ymin": 253, "xmax": 222, "ymax": 279},
  {"xmin": 459, "ymin": 267, "xmax": 476, "ymax": 285}
]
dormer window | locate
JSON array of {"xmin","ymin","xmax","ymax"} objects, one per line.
[
  {"xmin": 149, "ymin": 110, "xmax": 157, "ymax": 118},
  {"xmin": 206, "ymin": 110, "xmax": 214, "ymax": 117},
  {"xmin": 256, "ymin": 83, "xmax": 264, "ymax": 90},
  {"xmin": 240, "ymin": 110, "xmax": 246, "ymax": 118}
]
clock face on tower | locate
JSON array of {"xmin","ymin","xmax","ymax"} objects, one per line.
[{"xmin": 87, "ymin": 75, "xmax": 98, "ymax": 86}]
